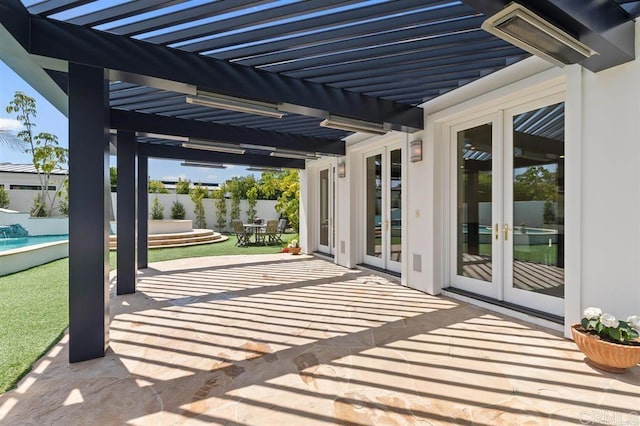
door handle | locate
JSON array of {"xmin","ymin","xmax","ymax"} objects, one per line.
[
  {"xmin": 503, "ymin": 224, "xmax": 510, "ymax": 241},
  {"xmin": 494, "ymin": 223, "xmax": 499, "ymax": 240}
]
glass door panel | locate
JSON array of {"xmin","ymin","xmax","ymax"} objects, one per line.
[
  {"xmin": 389, "ymin": 149, "xmax": 402, "ymax": 265},
  {"xmin": 366, "ymin": 154, "xmax": 382, "ymax": 259},
  {"xmin": 505, "ymin": 101, "xmax": 565, "ymax": 315},
  {"xmin": 456, "ymin": 123, "xmax": 494, "ymax": 283},
  {"xmin": 319, "ymin": 169, "xmax": 329, "ymax": 247}
]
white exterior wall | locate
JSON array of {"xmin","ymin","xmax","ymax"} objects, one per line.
[
  {"xmin": 580, "ymin": 52, "xmax": 640, "ymax": 318},
  {"xmin": 305, "ymin": 20, "xmax": 640, "ymax": 335},
  {"xmin": 0, "ymin": 171, "xmax": 66, "ymax": 213}
]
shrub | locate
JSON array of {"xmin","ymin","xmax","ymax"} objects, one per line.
[
  {"xmin": 148, "ymin": 180, "xmax": 168, "ymax": 194},
  {"xmin": 190, "ymin": 184, "xmax": 208, "ymax": 228},
  {"xmin": 246, "ymin": 186, "xmax": 258, "ymax": 223},
  {"xmin": 543, "ymin": 200, "xmax": 556, "ymax": 224},
  {"xmin": 171, "ymin": 200, "xmax": 186, "ymax": 219},
  {"xmin": 57, "ymin": 179, "xmax": 69, "ymax": 216},
  {"xmin": 175, "ymin": 178, "xmax": 190, "ymax": 195},
  {"xmin": 151, "ymin": 196, "xmax": 164, "ymax": 220},
  {"xmin": 0, "ymin": 186, "xmax": 9, "ymax": 209},
  {"xmin": 30, "ymin": 193, "xmax": 47, "ymax": 217},
  {"xmin": 213, "ymin": 186, "xmax": 227, "ymax": 232}
]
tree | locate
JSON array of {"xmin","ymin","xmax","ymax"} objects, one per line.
[
  {"xmin": 175, "ymin": 178, "xmax": 190, "ymax": 194},
  {"xmin": 109, "ymin": 167, "xmax": 118, "ymax": 192},
  {"xmin": 151, "ymin": 196, "xmax": 164, "ymax": 220},
  {"xmin": 253, "ymin": 170, "xmax": 300, "ymax": 230},
  {"xmin": 190, "ymin": 183, "xmax": 208, "ymax": 228},
  {"xmin": 274, "ymin": 169, "xmax": 300, "ymax": 232},
  {"xmin": 5, "ymin": 92, "xmax": 68, "ymax": 217},
  {"xmin": 513, "ymin": 166, "xmax": 557, "ymax": 201},
  {"xmin": 0, "ymin": 186, "xmax": 9, "ymax": 209},
  {"xmin": 213, "ymin": 185, "xmax": 227, "ymax": 232},
  {"xmin": 226, "ymin": 178, "xmax": 243, "ymax": 225},
  {"xmin": 246, "ymin": 186, "xmax": 258, "ymax": 223},
  {"xmin": 148, "ymin": 180, "xmax": 168, "ymax": 193}
]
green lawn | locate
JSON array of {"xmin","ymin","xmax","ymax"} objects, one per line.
[
  {"xmin": 0, "ymin": 233, "xmax": 294, "ymax": 393},
  {"xmin": 465, "ymin": 243, "xmax": 558, "ymax": 265},
  {"xmin": 0, "ymin": 258, "xmax": 69, "ymax": 393}
]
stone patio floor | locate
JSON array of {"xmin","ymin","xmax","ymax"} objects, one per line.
[{"xmin": 0, "ymin": 254, "xmax": 638, "ymax": 425}]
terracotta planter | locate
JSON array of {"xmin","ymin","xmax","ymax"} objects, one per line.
[
  {"xmin": 571, "ymin": 324, "xmax": 640, "ymax": 373},
  {"xmin": 289, "ymin": 247, "xmax": 301, "ymax": 255}
]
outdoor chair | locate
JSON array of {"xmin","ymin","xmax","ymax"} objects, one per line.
[
  {"xmin": 232, "ymin": 220, "xmax": 252, "ymax": 246},
  {"xmin": 263, "ymin": 220, "xmax": 279, "ymax": 245},
  {"xmin": 275, "ymin": 218, "xmax": 287, "ymax": 244}
]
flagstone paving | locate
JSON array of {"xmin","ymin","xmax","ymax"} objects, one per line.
[{"xmin": 0, "ymin": 254, "xmax": 638, "ymax": 425}]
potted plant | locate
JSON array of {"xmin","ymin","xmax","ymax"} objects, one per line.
[
  {"xmin": 288, "ymin": 239, "xmax": 301, "ymax": 255},
  {"xmin": 572, "ymin": 307, "xmax": 640, "ymax": 373}
]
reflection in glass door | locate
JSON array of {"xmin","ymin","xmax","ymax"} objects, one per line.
[
  {"xmin": 504, "ymin": 101, "xmax": 564, "ymax": 314},
  {"xmin": 456, "ymin": 123, "xmax": 494, "ymax": 283},
  {"xmin": 364, "ymin": 147, "xmax": 402, "ymax": 273}
]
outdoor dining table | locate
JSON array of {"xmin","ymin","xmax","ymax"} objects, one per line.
[{"xmin": 243, "ymin": 223, "xmax": 267, "ymax": 244}]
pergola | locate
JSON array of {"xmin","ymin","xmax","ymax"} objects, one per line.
[{"xmin": 0, "ymin": 0, "xmax": 636, "ymax": 362}]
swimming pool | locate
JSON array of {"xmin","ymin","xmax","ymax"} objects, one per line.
[{"xmin": 0, "ymin": 235, "xmax": 69, "ymax": 252}]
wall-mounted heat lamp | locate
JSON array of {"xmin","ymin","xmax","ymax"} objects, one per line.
[{"xmin": 481, "ymin": 2, "xmax": 596, "ymax": 67}]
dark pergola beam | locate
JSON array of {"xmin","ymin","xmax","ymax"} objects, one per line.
[
  {"xmin": 110, "ymin": 109, "xmax": 345, "ymax": 156},
  {"xmin": 137, "ymin": 144, "xmax": 306, "ymax": 169},
  {"xmin": 137, "ymin": 155, "xmax": 148, "ymax": 269},
  {"xmin": 462, "ymin": 0, "xmax": 635, "ymax": 72},
  {"xmin": 12, "ymin": 13, "xmax": 422, "ymax": 131},
  {"xmin": 116, "ymin": 130, "xmax": 137, "ymax": 295}
]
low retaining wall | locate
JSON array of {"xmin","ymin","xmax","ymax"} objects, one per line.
[
  {"xmin": 0, "ymin": 209, "xmax": 68, "ymax": 236},
  {"xmin": 0, "ymin": 240, "xmax": 69, "ymax": 276}
]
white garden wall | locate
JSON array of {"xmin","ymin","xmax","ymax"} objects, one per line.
[
  {"xmin": 0, "ymin": 209, "xmax": 68, "ymax": 235},
  {"xmin": 3, "ymin": 189, "xmax": 65, "ymax": 215},
  {"xmin": 110, "ymin": 194, "xmax": 279, "ymax": 232}
]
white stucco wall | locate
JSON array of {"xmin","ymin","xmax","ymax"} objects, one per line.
[
  {"xmin": 579, "ymin": 56, "xmax": 640, "ymax": 318},
  {"xmin": 307, "ymin": 22, "xmax": 640, "ymax": 334}
]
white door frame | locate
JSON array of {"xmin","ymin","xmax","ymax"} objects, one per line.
[
  {"xmin": 362, "ymin": 142, "xmax": 402, "ymax": 273},
  {"xmin": 318, "ymin": 165, "xmax": 335, "ymax": 255},
  {"xmin": 447, "ymin": 93, "xmax": 565, "ymax": 317}
]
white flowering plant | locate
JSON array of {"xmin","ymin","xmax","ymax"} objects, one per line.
[
  {"xmin": 288, "ymin": 239, "xmax": 299, "ymax": 248},
  {"xmin": 581, "ymin": 307, "xmax": 640, "ymax": 345}
]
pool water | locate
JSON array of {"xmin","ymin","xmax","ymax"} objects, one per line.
[{"xmin": 0, "ymin": 235, "xmax": 69, "ymax": 252}]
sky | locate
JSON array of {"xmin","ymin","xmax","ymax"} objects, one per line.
[{"xmin": 0, "ymin": 61, "xmax": 253, "ymax": 184}]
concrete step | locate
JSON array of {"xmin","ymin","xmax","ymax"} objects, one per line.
[{"xmin": 109, "ymin": 230, "xmax": 228, "ymax": 250}]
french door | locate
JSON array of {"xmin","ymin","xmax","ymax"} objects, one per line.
[
  {"xmin": 363, "ymin": 145, "xmax": 402, "ymax": 273},
  {"xmin": 318, "ymin": 166, "xmax": 335, "ymax": 255},
  {"xmin": 450, "ymin": 94, "xmax": 565, "ymax": 316}
]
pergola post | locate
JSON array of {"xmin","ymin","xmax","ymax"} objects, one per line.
[
  {"xmin": 116, "ymin": 130, "xmax": 137, "ymax": 294},
  {"xmin": 137, "ymin": 154, "xmax": 148, "ymax": 269},
  {"xmin": 68, "ymin": 63, "xmax": 110, "ymax": 363}
]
